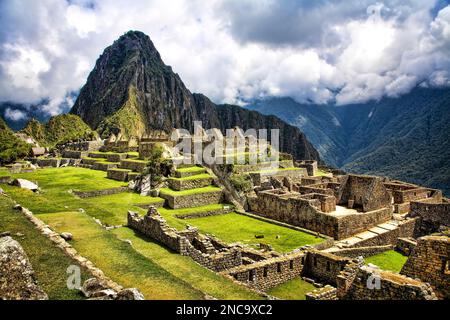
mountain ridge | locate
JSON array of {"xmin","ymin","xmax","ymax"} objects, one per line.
[
  {"xmin": 70, "ymin": 31, "xmax": 320, "ymax": 161},
  {"xmin": 247, "ymin": 88, "xmax": 450, "ymax": 195}
]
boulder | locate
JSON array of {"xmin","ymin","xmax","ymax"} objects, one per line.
[
  {"xmin": 116, "ymin": 288, "xmax": 145, "ymax": 300},
  {"xmin": 81, "ymin": 278, "xmax": 108, "ymax": 298},
  {"xmin": 11, "ymin": 179, "xmax": 39, "ymax": 192},
  {"xmin": 60, "ymin": 232, "xmax": 73, "ymax": 241},
  {"xmin": 0, "ymin": 236, "xmax": 48, "ymax": 300}
]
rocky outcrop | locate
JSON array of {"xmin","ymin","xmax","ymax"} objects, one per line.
[
  {"xmin": 71, "ymin": 31, "xmax": 320, "ymax": 161},
  {"xmin": 0, "ymin": 236, "xmax": 48, "ymax": 300}
]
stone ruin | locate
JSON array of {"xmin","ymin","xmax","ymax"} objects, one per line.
[
  {"xmin": 128, "ymin": 207, "xmax": 247, "ymax": 272},
  {"xmin": 101, "ymin": 133, "xmax": 138, "ymax": 153}
]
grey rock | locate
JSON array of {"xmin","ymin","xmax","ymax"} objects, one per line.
[
  {"xmin": 60, "ymin": 232, "xmax": 73, "ymax": 241},
  {"xmin": 11, "ymin": 179, "xmax": 39, "ymax": 191},
  {"xmin": 0, "ymin": 236, "xmax": 48, "ymax": 300},
  {"xmin": 81, "ymin": 278, "xmax": 108, "ymax": 298},
  {"xmin": 116, "ymin": 288, "xmax": 145, "ymax": 300}
]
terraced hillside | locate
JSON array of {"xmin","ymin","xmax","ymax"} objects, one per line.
[{"xmin": 0, "ymin": 164, "xmax": 326, "ymax": 299}]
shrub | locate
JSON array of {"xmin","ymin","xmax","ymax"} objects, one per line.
[{"xmin": 230, "ymin": 174, "xmax": 253, "ymax": 193}]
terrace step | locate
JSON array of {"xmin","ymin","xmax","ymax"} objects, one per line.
[
  {"xmin": 119, "ymin": 159, "xmax": 147, "ymax": 173},
  {"xmin": 89, "ymin": 152, "xmax": 128, "ymax": 163},
  {"xmin": 174, "ymin": 166, "xmax": 207, "ymax": 178},
  {"xmin": 170, "ymin": 204, "xmax": 234, "ymax": 219},
  {"xmin": 133, "ymin": 198, "xmax": 165, "ymax": 209},
  {"xmin": 81, "ymin": 157, "xmax": 106, "ymax": 166},
  {"xmin": 159, "ymin": 187, "xmax": 223, "ymax": 209},
  {"xmin": 232, "ymin": 160, "xmax": 294, "ymax": 174},
  {"xmin": 92, "ymin": 162, "xmax": 119, "ymax": 172},
  {"xmin": 107, "ymin": 168, "xmax": 133, "ymax": 182},
  {"xmin": 168, "ymin": 174, "xmax": 214, "ymax": 191}
]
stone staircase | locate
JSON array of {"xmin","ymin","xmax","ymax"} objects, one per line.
[{"xmin": 323, "ymin": 217, "xmax": 416, "ymax": 251}]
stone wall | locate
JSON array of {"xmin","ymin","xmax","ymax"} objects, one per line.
[
  {"xmin": 222, "ymin": 252, "xmax": 306, "ymax": 291},
  {"xmin": 337, "ymin": 264, "xmax": 437, "ymax": 300},
  {"xmin": 62, "ymin": 150, "xmax": 89, "ymax": 159},
  {"xmin": 92, "ymin": 162, "xmax": 118, "ymax": 172},
  {"xmin": 408, "ymin": 200, "xmax": 450, "ymax": 236},
  {"xmin": 337, "ymin": 175, "xmax": 391, "ymax": 212},
  {"xmin": 168, "ymin": 177, "xmax": 213, "ymax": 191},
  {"xmin": 232, "ymin": 160, "xmax": 295, "ymax": 174},
  {"xmin": 37, "ymin": 158, "xmax": 61, "ymax": 168},
  {"xmin": 119, "ymin": 160, "xmax": 147, "ymax": 172},
  {"xmin": 107, "ymin": 169, "xmax": 131, "ymax": 182},
  {"xmin": 396, "ymin": 238, "xmax": 417, "ymax": 256},
  {"xmin": 127, "ymin": 209, "xmax": 242, "ymax": 272},
  {"xmin": 160, "ymin": 190, "xmax": 222, "ymax": 209},
  {"xmin": 296, "ymin": 160, "xmax": 318, "ymax": 177},
  {"xmin": 328, "ymin": 245, "xmax": 394, "ymax": 258},
  {"xmin": 73, "ymin": 187, "xmax": 128, "ymax": 199},
  {"xmin": 401, "ymin": 235, "xmax": 450, "ymax": 299},
  {"xmin": 305, "ymin": 285, "xmax": 338, "ymax": 300},
  {"xmin": 249, "ymin": 189, "xmax": 392, "ymax": 240},
  {"xmin": 302, "ymin": 250, "xmax": 350, "ymax": 285},
  {"xmin": 60, "ymin": 140, "xmax": 103, "ymax": 152}
]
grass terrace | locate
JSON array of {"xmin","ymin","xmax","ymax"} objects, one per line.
[
  {"xmin": 39, "ymin": 211, "xmax": 205, "ymax": 300},
  {"xmin": 0, "ymin": 196, "xmax": 90, "ymax": 300},
  {"xmin": 159, "ymin": 186, "xmax": 222, "ymax": 197},
  {"xmin": 267, "ymin": 277, "xmax": 316, "ymax": 300},
  {"xmin": 169, "ymin": 173, "xmax": 213, "ymax": 181},
  {"xmin": 156, "ymin": 211, "xmax": 324, "ymax": 252},
  {"xmin": 112, "ymin": 227, "xmax": 262, "ymax": 300},
  {"xmin": 175, "ymin": 166, "xmax": 206, "ymax": 174},
  {"xmin": 365, "ymin": 250, "xmax": 408, "ymax": 273},
  {"xmin": 158, "ymin": 204, "xmax": 231, "ymax": 217}
]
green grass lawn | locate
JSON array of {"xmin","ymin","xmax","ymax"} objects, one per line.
[
  {"xmin": 169, "ymin": 173, "xmax": 213, "ymax": 181},
  {"xmin": 0, "ymin": 167, "xmax": 162, "ymax": 226},
  {"xmin": 160, "ymin": 186, "xmax": 222, "ymax": 196},
  {"xmin": 365, "ymin": 250, "xmax": 408, "ymax": 273},
  {"xmin": 39, "ymin": 211, "xmax": 204, "ymax": 300},
  {"xmin": 159, "ymin": 204, "xmax": 231, "ymax": 217},
  {"xmin": 267, "ymin": 277, "xmax": 316, "ymax": 300},
  {"xmin": 0, "ymin": 196, "xmax": 89, "ymax": 300},
  {"xmin": 113, "ymin": 227, "xmax": 261, "ymax": 300},
  {"xmin": 157, "ymin": 212, "xmax": 323, "ymax": 252},
  {"xmin": 176, "ymin": 166, "xmax": 206, "ymax": 174}
]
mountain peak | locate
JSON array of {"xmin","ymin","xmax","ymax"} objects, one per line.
[{"xmin": 71, "ymin": 31, "xmax": 320, "ymax": 161}]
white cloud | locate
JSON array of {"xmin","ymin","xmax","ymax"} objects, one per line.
[
  {"xmin": 0, "ymin": 0, "xmax": 450, "ymax": 116},
  {"xmin": 4, "ymin": 107, "xmax": 28, "ymax": 121}
]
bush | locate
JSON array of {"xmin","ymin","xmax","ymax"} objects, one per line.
[
  {"xmin": 230, "ymin": 174, "xmax": 253, "ymax": 193},
  {"xmin": 144, "ymin": 144, "xmax": 173, "ymax": 187},
  {"xmin": 0, "ymin": 119, "xmax": 31, "ymax": 165}
]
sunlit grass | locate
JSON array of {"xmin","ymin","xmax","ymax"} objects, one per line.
[{"xmin": 365, "ymin": 250, "xmax": 408, "ymax": 273}]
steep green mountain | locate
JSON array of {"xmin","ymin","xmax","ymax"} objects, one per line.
[
  {"xmin": 21, "ymin": 114, "xmax": 97, "ymax": 148},
  {"xmin": 247, "ymin": 88, "xmax": 450, "ymax": 195},
  {"xmin": 71, "ymin": 31, "xmax": 320, "ymax": 161},
  {"xmin": 0, "ymin": 116, "xmax": 30, "ymax": 164}
]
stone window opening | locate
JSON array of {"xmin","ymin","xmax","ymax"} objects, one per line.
[
  {"xmin": 326, "ymin": 261, "xmax": 331, "ymax": 272},
  {"xmin": 313, "ymin": 257, "xmax": 317, "ymax": 267},
  {"xmin": 301, "ymin": 257, "xmax": 305, "ymax": 265},
  {"xmin": 290, "ymin": 260, "xmax": 294, "ymax": 270},
  {"xmin": 249, "ymin": 270, "xmax": 255, "ymax": 282},
  {"xmin": 277, "ymin": 263, "xmax": 282, "ymax": 273},
  {"xmin": 263, "ymin": 267, "xmax": 268, "ymax": 277}
]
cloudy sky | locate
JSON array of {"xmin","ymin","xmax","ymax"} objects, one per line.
[{"xmin": 1, "ymin": 0, "xmax": 450, "ymax": 122}]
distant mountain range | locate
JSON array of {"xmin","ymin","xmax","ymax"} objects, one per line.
[
  {"xmin": 247, "ymin": 88, "xmax": 450, "ymax": 195},
  {"xmin": 70, "ymin": 31, "xmax": 319, "ymax": 161}
]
